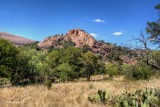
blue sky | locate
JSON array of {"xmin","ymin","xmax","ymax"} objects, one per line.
[{"xmin": 0, "ymin": 0, "xmax": 159, "ymax": 45}]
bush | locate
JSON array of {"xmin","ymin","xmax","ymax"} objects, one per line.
[
  {"xmin": 125, "ymin": 63, "xmax": 153, "ymax": 80},
  {"xmin": 45, "ymin": 79, "xmax": 52, "ymax": 90},
  {"xmin": 56, "ymin": 63, "xmax": 77, "ymax": 81},
  {"xmin": 105, "ymin": 63, "xmax": 121, "ymax": 78},
  {"xmin": 0, "ymin": 78, "xmax": 10, "ymax": 85}
]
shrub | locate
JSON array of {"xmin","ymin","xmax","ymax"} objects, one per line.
[
  {"xmin": 105, "ymin": 63, "xmax": 120, "ymax": 78},
  {"xmin": 0, "ymin": 78, "xmax": 10, "ymax": 85},
  {"xmin": 45, "ymin": 79, "xmax": 52, "ymax": 90},
  {"xmin": 56, "ymin": 63, "xmax": 77, "ymax": 81},
  {"xmin": 125, "ymin": 63, "xmax": 153, "ymax": 80}
]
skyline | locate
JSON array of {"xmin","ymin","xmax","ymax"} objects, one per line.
[{"xmin": 0, "ymin": 0, "xmax": 159, "ymax": 45}]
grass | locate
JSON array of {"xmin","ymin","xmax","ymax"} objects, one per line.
[{"xmin": 0, "ymin": 75, "xmax": 160, "ymax": 107}]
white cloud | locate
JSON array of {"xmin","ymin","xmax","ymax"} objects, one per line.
[
  {"xmin": 90, "ymin": 33, "xmax": 98, "ymax": 38},
  {"xmin": 113, "ymin": 32, "xmax": 123, "ymax": 36},
  {"xmin": 93, "ymin": 19, "xmax": 105, "ymax": 23}
]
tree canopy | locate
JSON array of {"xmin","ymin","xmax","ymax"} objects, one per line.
[{"xmin": 146, "ymin": 4, "xmax": 160, "ymax": 47}]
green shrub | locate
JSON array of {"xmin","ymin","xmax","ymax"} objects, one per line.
[
  {"xmin": 56, "ymin": 63, "xmax": 77, "ymax": 81},
  {"xmin": 45, "ymin": 79, "xmax": 52, "ymax": 90},
  {"xmin": 0, "ymin": 78, "xmax": 10, "ymax": 85},
  {"xmin": 125, "ymin": 63, "xmax": 153, "ymax": 80},
  {"xmin": 105, "ymin": 63, "xmax": 120, "ymax": 78}
]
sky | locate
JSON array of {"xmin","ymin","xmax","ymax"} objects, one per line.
[{"xmin": 0, "ymin": 0, "xmax": 159, "ymax": 45}]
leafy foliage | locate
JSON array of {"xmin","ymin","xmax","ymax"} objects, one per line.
[
  {"xmin": 63, "ymin": 40, "xmax": 76, "ymax": 48},
  {"xmin": 105, "ymin": 63, "xmax": 120, "ymax": 78},
  {"xmin": 11, "ymin": 48, "xmax": 46, "ymax": 85},
  {"xmin": 56, "ymin": 63, "xmax": 76, "ymax": 81},
  {"xmin": 146, "ymin": 4, "xmax": 160, "ymax": 47},
  {"xmin": 125, "ymin": 63, "xmax": 153, "ymax": 80},
  {"xmin": 0, "ymin": 38, "xmax": 18, "ymax": 78},
  {"xmin": 81, "ymin": 51, "xmax": 99, "ymax": 81}
]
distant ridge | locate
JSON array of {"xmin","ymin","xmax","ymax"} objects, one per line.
[{"xmin": 0, "ymin": 32, "xmax": 35, "ymax": 45}]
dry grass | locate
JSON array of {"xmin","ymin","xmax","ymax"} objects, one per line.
[{"xmin": 0, "ymin": 76, "xmax": 160, "ymax": 107}]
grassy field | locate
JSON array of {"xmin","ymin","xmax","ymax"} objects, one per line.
[{"xmin": 0, "ymin": 75, "xmax": 160, "ymax": 107}]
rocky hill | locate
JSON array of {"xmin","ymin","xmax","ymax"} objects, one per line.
[
  {"xmin": 38, "ymin": 29, "xmax": 111, "ymax": 55},
  {"xmin": 0, "ymin": 32, "xmax": 35, "ymax": 45}
]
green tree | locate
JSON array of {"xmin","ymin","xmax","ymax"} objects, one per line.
[
  {"xmin": 105, "ymin": 62, "xmax": 119, "ymax": 79},
  {"xmin": 81, "ymin": 45, "xmax": 91, "ymax": 53},
  {"xmin": 59, "ymin": 47, "xmax": 82, "ymax": 66},
  {"xmin": 11, "ymin": 47, "xmax": 46, "ymax": 85},
  {"xmin": 47, "ymin": 47, "xmax": 83, "ymax": 81},
  {"xmin": 0, "ymin": 38, "xmax": 18, "ymax": 79},
  {"xmin": 63, "ymin": 40, "xmax": 75, "ymax": 48},
  {"xmin": 56, "ymin": 63, "xmax": 76, "ymax": 81},
  {"xmin": 81, "ymin": 51, "xmax": 98, "ymax": 81},
  {"xmin": 24, "ymin": 41, "xmax": 40, "ymax": 50},
  {"xmin": 146, "ymin": 4, "xmax": 160, "ymax": 47}
]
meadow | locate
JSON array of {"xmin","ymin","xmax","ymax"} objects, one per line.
[{"xmin": 0, "ymin": 75, "xmax": 160, "ymax": 107}]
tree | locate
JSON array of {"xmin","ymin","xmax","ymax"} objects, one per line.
[
  {"xmin": 81, "ymin": 51, "xmax": 98, "ymax": 81},
  {"xmin": 63, "ymin": 40, "xmax": 75, "ymax": 48},
  {"xmin": 11, "ymin": 47, "xmax": 47, "ymax": 85},
  {"xmin": 0, "ymin": 38, "xmax": 18, "ymax": 78},
  {"xmin": 24, "ymin": 41, "xmax": 40, "ymax": 50},
  {"xmin": 132, "ymin": 32, "xmax": 160, "ymax": 70},
  {"xmin": 105, "ymin": 62, "xmax": 119, "ymax": 79},
  {"xmin": 146, "ymin": 4, "xmax": 160, "ymax": 47},
  {"xmin": 60, "ymin": 47, "xmax": 82, "ymax": 66},
  {"xmin": 56, "ymin": 63, "xmax": 76, "ymax": 81},
  {"xmin": 81, "ymin": 45, "xmax": 91, "ymax": 53},
  {"xmin": 47, "ymin": 47, "xmax": 83, "ymax": 82}
]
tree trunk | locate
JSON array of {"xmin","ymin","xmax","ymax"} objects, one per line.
[{"xmin": 87, "ymin": 74, "xmax": 90, "ymax": 81}]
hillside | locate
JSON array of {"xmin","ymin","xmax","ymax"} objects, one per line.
[
  {"xmin": 0, "ymin": 32, "xmax": 35, "ymax": 45},
  {"xmin": 38, "ymin": 29, "xmax": 111, "ymax": 55}
]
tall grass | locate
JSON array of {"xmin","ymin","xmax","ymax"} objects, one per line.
[{"xmin": 0, "ymin": 76, "xmax": 159, "ymax": 107}]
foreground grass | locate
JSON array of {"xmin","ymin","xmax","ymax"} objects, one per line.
[{"xmin": 0, "ymin": 76, "xmax": 160, "ymax": 107}]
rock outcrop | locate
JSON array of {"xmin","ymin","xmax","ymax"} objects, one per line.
[
  {"xmin": 65, "ymin": 29, "xmax": 96, "ymax": 47},
  {"xmin": 38, "ymin": 29, "xmax": 111, "ymax": 55}
]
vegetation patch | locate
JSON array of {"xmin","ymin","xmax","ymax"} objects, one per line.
[{"xmin": 88, "ymin": 88, "xmax": 160, "ymax": 107}]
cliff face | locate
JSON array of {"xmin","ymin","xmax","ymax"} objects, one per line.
[
  {"xmin": 0, "ymin": 32, "xmax": 35, "ymax": 45},
  {"xmin": 38, "ymin": 29, "xmax": 111, "ymax": 55},
  {"xmin": 65, "ymin": 29, "xmax": 96, "ymax": 47}
]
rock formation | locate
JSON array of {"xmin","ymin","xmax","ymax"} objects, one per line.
[{"xmin": 38, "ymin": 29, "xmax": 111, "ymax": 55}]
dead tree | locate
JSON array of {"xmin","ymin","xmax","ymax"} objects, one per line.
[{"xmin": 132, "ymin": 32, "xmax": 160, "ymax": 70}]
